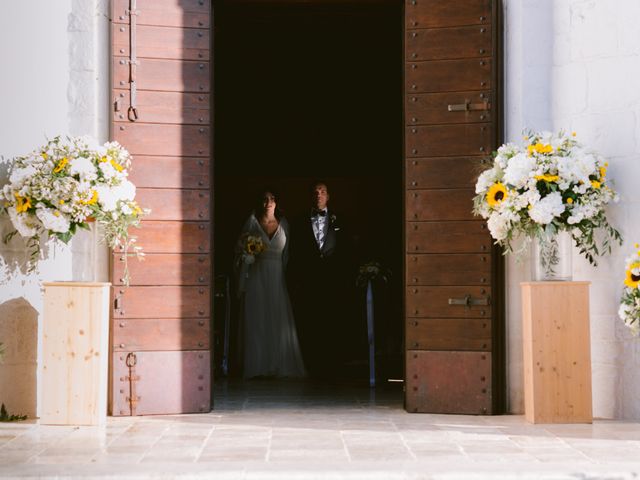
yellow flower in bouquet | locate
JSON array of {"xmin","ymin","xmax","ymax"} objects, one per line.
[
  {"xmin": 239, "ymin": 234, "xmax": 266, "ymax": 265},
  {"xmin": 619, "ymin": 246, "xmax": 640, "ymax": 336}
]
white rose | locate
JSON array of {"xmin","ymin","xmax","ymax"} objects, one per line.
[{"xmin": 528, "ymin": 192, "xmax": 565, "ymax": 225}]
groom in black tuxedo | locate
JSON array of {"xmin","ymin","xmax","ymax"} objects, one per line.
[{"xmin": 289, "ymin": 181, "xmax": 353, "ymax": 378}]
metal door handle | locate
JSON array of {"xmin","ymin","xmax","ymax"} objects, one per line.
[
  {"xmin": 448, "ymin": 294, "xmax": 489, "ymax": 307},
  {"xmin": 448, "ymin": 101, "xmax": 491, "ymax": 112}
]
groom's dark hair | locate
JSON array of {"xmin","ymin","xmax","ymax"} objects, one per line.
[
  {"xmin": 253, "ymin": 187, "xmax": 283, "ymax": 220},
  {"xmin": 311, "ymin": 180, "xmax": 329, "ymax": 193}
]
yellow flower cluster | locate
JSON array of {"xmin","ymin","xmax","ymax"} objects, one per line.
[
  {"xmin": 101, "ymin": 155, "xmax": 124, "ymax": 172},
  {"xmin": 527, "ymin": 143, "xmax": 553, "ymax": 156},
  {"xmin": 534, "ymin": 174, "xmax": 560, "ymax": 182},
  {"xmin": 244, "ymin": 235, "xmax": 266, "ymax": 256}
]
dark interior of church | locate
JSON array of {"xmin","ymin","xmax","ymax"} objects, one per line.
[{"xmin": 212, "ymin": 0, "xmax": 404, "ymax": 384}]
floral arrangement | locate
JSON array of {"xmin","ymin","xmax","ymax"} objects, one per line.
[
  {"xmin": 1, "ymin": 135, "xmax": 147, "ymax": 284},
  {"xmin": 239, "ymin": 234, "xmax": 266, "ymax": 264},
  {"xmin": 619, "ymin": 243, "xmax": 640, "ymax": 336},
  {"xmin": 473, "ymin": 130, "xmax": 622, "ymax": 265},
  {"xmin": 356, "ymin": 261, "xmax": 391, "ymax": 288}
]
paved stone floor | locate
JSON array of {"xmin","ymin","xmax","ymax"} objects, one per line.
[{"xmin": 1, "ymin": 380, "xmax": 639, "ymax": 479}]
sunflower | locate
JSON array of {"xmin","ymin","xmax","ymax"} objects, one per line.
[
  {"xmin": 486, "ymin": 182, "xmax": 508, "ymax": 207},
  {"xmin": 625, "ymin": 262, "xmax": 640, "ymax": 289}
]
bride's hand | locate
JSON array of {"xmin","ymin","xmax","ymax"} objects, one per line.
[{"xmin": 243, "ymin": 253, "xmax": 255, "ymax": 265}]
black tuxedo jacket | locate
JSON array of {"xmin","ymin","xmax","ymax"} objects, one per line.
[{"xmin": 289, "ymin": 208, "xmax": 347, "ymax": 287}]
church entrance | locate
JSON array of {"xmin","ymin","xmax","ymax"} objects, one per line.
[
  {"xmin": 109, "ymin": 0, "xmax": 504, "ymax": 416},
  {"xmin": 212, "ymin": 0, "xmax": 405, "ymax": 389}
]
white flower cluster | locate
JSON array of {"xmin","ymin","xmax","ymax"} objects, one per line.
[
  {"xmin": 473, "ymin": 130, "xmax": 621, "ymax": 265},
  {"xmin": 1, "ymin": 135, "xmax": 147, "ymax": 280},
  {"xmin": 619, "ymin": 245, "xmax": 640, "ymax": 336}
]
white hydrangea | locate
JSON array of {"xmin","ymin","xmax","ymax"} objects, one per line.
[
  {"xmin": 8, "ymin": 209, "xmax": 38, "ymax": 237},
  {"xmin": 503, "ymin": 152, "xmax": 536, "ymax": 188},
  {"xmin": 98, "ymin": 161, "xmax": 118, "ymax": 180},
  {"xmin": 487, "ymin": 210, "xmax": 517, "ymax": 241},
  {"xmin": 95, "ymin": 185, "xmax": 118, "ymax": 212},
  {"xmin": 529, "ymin": 191, "xmax": 565, "ymax": 225},
  {"xmin": 69, "ymin": 156, "xmax": 97, "ymax": 180},
  {"xmin": 9, "ymin": 165, "xmax": 37, "ymax": 185},
  {"xmin": 113, "ymin": 180, "xmax": 136, "ymax": 202},
  {"xmin": 35, "ymin": 206, "xmax": 70, "ymax": 233},
  {"xmin": 475, "ymin": 168, "xmax": 499, "ymax": 194}
]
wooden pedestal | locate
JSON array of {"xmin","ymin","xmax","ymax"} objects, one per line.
[
  {"xmin": 521, "ymin": 281, "xmax": 592, "ymax": 424},
  {"xmin": 41, "ymin": 282, "xmax": 110, "ymax": 425}
]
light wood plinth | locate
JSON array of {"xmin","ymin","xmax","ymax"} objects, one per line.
[
  {"xmin": 41, "ymin": 282, "xmax": 110, "ymax": 425},
  {"xmin": 521, "ymin": 281, "xmax": 592, "ymax": 424}
]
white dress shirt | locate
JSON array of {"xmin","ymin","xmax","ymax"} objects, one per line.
[{"xmin": 311, "ymin": 208, "xmax": 328, "ymax": 249}]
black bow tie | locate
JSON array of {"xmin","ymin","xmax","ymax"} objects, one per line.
[{"xmin": 311, "ymin": 209, "xmax": 326, "ymax": 217}]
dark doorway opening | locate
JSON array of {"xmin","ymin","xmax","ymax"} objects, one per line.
[{"xmin": 213, "ymin": 0, "xmax": 403, "ymax": 388}]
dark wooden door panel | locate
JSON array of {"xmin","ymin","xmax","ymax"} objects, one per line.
[
  {"xmin": 406, "ymin": 92, "xmax": 491, "ymax": 126},
  {"xmin": 406, "ymin": 254, "xmax": 491, "ymax": 286},
  {"xmin": 407, "ymin": 124, "xmax": 491, "ymax": 158},
  {"xmin": 111, "ymin": 0, "xmax": 212, "ymax": 416},
  {"xmin": 406, "ymin": 189, "xmax": 475, "ymax": 221},
  {"xmin": 113, "ymin": 57, "xmax": 210, "ymax": 93},
  {"xmin": 406, "ymin": 59, "xmax": 491, "ymax": 93},
  {"xmin": 404, "ymin": 0, "xmax": 501, "ymax": 414},
  {"xmin": 127, "ymin": 221, "xmax": 210, "ymax": 254},
  {"xmin": 405, "ymin": 351, "xmax": 492, "ymax": 414},
  {"xmin": 113, "ymin": 90, "xmax": 210, "ymax": 125},
  {"xmin": 407, "ymin": 286, "xmax": 491, "ymax": 318},
  {"xmin": 136, "ymin": 188, "xmax": 210, "ymax": 221},
  {"xmin": 114, "ymin": 124, "xmax": 210, "ymax": 157},
  {"xmin": 406, "ymin": 221, "xmax": 491, "ymax": 253},
  {"xmin": 112, "ymin": 0, "xmax": 210, "ymax": 29},
  {"xmin": 405, "ymin": 0, "xmax": 491, "ymax": 29},
  {"xmin": 406, "ymin": 318, "xmax": 491, "ymax": 351},
  {"xmin": 113, "ymin": 286, "xmax": 210, "ymax": 319},
  {"xmin": 112, "ymin": 318, "xmax": 209, "ymax": 351},
  {"xmin": 113, "ymin": 24, "xmax": 209, "ymax": 60},
  {"xmin": 127, "ymin": 156, "xmax": 210, "ymax": 189},
  {"xmin": 406, "ymin": 157, "xmax": 483, "ymax": 189},
  {"xmin": 111, "ymin": 351, "xmax": 210, "ymax": 416},
  {"xmin": 406, "ymin": 26, "xmax": 491, "ymax": 61},
  {"xmin": 112, "ymin": 253, "xmax": 210, "ymax": 286}
]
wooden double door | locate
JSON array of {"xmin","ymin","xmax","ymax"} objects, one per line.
[{"xmin": 109, "ymin": 0, "xmax": 503, "ymax": 416}]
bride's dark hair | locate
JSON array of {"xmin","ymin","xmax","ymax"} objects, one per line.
[{"xmin": 253, "ymin": 188, "xmax": 283, "ymax": 220}]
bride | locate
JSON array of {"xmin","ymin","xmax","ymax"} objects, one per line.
[{"xmin": 235, "ymin": 189, "xmax": 306, "ymax": 378}]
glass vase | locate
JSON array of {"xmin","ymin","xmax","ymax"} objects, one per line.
[
  {"xmin": 70, "ymin": 221, "xmax": 98, "ymax": 282},
  {"xmin": 531, "ymin": 230, "xmax": 573, "ymax": 281}
]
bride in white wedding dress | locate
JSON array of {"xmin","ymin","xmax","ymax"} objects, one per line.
[{"xmin": 235, "ymin": 189, "xmax": 306, "ymax": 378}]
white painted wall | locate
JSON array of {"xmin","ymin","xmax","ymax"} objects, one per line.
[
  {"xmin": 503, "ymin": 0, "xmax": 640, "ymax": 419},
  {"xmin": 0, "ymin": 0, "xmax": 109, "ymax": 418}
]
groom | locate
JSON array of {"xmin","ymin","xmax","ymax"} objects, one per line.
[{"xmin": 290, "ymin": 181, "xmax": 352, "ymax": 378}]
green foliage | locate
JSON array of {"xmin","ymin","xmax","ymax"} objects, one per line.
[{"xmin": 0, "ymin": 404, "xmax": 27, "ymax": 422}]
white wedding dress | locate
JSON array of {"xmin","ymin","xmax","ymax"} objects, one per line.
[{"xmin": 237, "ymin": 215, "xmax": 306, "ymax": 378}]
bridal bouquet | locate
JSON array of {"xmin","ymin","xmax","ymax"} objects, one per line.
[
  {"xmin": 1, "ymin": 135, "xmax": 148, "ymax": 284},
  {"xmin": 240, "ymin": 234, "xmax": 266, "ymax": 264},
  {"xmin": 473, "ymin": 130, "xmax": 622, "ymax": 265},
  {"xmin": 619, "ymin": 243, "xmax": 640, "ymax": 336}
]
